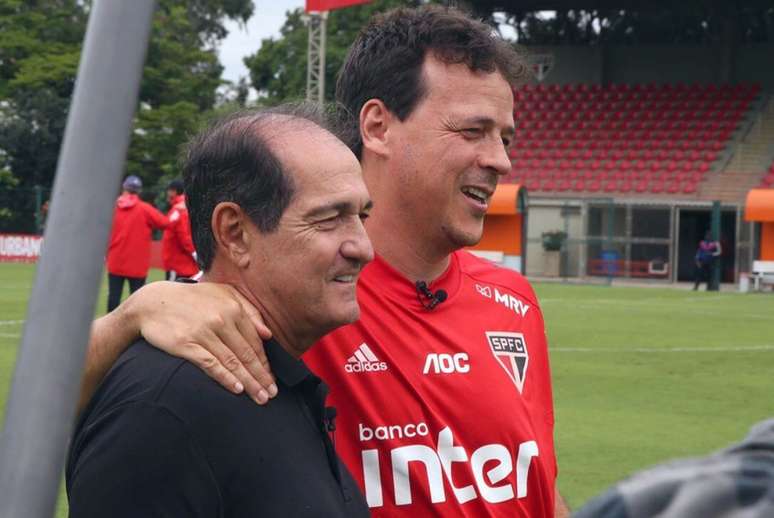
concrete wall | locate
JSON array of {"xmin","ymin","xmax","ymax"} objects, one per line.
[
  {"xmin": 527, "ymin": 44, "xmax": 774, "ymax": 89},
  {"xmin": 526, "ymin": 201, "xmax": 584, "ymax": 277}
]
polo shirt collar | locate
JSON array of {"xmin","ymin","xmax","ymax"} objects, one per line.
[{"xmin": 265, "ymin": 338, "xmax": 315, "ymax": 388}]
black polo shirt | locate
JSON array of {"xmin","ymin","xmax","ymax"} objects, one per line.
[{"xmin": 66, "ymin": 338, "xmax": 369, "ymax": 517}]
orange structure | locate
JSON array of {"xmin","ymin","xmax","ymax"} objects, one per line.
[
  {"xmin": 469, "ymin": 184, "xmax": 527, "ymax": 272},
  {"xmin": 744, "ymin": 189, "xmax": 774, "ymax": 260}
]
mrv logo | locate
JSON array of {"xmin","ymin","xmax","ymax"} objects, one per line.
[
  {"xmin": 359, "ymin": 424, "xmax": 539, "ymax": 507},
  {"xmin": 495, "ymin": 289, "xmax": 530, "ymax": 317},
  {"xmin": 476, "ymin": 285, "xmax": 530, "ymax": 317}
]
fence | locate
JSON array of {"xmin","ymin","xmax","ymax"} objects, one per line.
[
  {"xmin": 0, "ymin": 186, "xmax": 51, "ymax": 234},
  {"xmin": 525, "ymin": 198, "xmax": 747, "ymax": 284}
]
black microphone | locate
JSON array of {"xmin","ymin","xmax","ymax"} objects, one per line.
[
  {"xmin": 323, "ymin": 406, "xmax": 337, "ymax": 433},
  {"xmin": 415, "ymin": 281, "xmax": 447, "ymax": 310}
]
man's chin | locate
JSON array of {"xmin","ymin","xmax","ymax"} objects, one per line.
[{"xmin": 446, "ymin": 225, "xmax": 484, "ymax": 250}]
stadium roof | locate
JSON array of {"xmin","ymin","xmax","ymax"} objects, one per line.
[{"xmin": 474, "ymin": 0, "xmax": 774, "ymax": 12}]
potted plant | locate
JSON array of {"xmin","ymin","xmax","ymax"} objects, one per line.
[
  {"xmin": 540, "ymin": 231, "xmax": 566, "ymax": 276},
  {"xmin": 541, "ymin": 230, "xmax": 567, "ymax": 252}
]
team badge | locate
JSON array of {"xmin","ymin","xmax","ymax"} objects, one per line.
[{"xmin": 485, "ymin": 332, "xmax": 529, "ymax": 393}]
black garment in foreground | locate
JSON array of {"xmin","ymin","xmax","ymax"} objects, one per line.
[{"xmin": 66, "ymin": 339, "xmax": 369, "ymax": 518}]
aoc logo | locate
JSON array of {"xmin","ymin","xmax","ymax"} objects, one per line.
[{"xmin": 485, "ymin": 332, "xmax": 529, "ymax": 393}]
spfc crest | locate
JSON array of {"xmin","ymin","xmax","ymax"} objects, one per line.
[
  {"xmin": 527, "ymin": 53, "xmax": 555, "ymax": 82},
  {"xmin": 485, "ymin": 332, "xmax": 529, "ymax": 393}
]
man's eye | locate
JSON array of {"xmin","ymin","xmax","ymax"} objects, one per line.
[
  {"xmin": 316, "ymin": 216, "xmax": 339, "ymax": 230},
  {"xmin": 502, "ymin": 137, "xmax": 512, "ymax": 148},
  {"xmin": 359, "ymin": 212, "xmax": 370, "ymax": 222},
  {"xmin": 461, "ymin": 128, "xmax": 482, "ymax": 138}
]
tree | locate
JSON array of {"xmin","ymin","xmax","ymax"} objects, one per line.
[
  {"xmin": 0, "ymin": 0, "xmax": 253, "ymax": 206},
  {"xmin": 245, "ymin": 0, "xmax": 421, "ymax": 106}
]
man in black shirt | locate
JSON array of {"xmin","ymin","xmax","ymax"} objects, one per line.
[{"xmin": 66, "ymin": 104, "xmax": 373, "ymax": 517}]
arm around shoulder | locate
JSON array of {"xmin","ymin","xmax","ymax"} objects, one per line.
[{"xmin": 78, "ymin": 303, "xmax": 142, "ymax": 412}]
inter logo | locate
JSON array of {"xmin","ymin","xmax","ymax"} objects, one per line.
[{"xmin": 485, "ymin": 332, "xmax": 529, "ymax": 393}]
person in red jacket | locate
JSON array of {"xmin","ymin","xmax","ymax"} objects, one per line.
[
  {"xmin": 106, "ymin": 175, "xmax": 168, "ymax": 312},
  {"xmin": 162, "ymin": 179, "xmax": 198, "ymax": 281}
]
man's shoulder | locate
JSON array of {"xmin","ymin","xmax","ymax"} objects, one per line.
[
  {"xmin": 456, "ymin": 250, "xmax": 540, "ymax": 306},
  {"xmin": 86, "ymin": 341, "xmax": 243, "ymax": 421}
]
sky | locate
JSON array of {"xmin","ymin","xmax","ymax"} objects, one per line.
[
  {"xmin": 219, "ymin": 0, "xmax": 305, "ymax": 85},
  {"xmin": 218, "ymin": 1, "xmax": 528, "ymax": 85}
]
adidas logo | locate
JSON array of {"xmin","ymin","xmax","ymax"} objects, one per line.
[{"xmin": 345, "ymin": 343, "xmax": 388, "ymax": 373}]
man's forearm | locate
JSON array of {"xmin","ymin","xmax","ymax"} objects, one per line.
[
  {"xmin": 555, "ymin": 488, "xmax": 571, "ymax": 518},
  {"xmin": 77, "ymin": 303, "xmax": 140, "ymax": 412}
]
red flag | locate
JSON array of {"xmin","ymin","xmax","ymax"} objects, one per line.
[{"xmin": 306, "ymin": 0, "xmax": 370, "ymax": 12}]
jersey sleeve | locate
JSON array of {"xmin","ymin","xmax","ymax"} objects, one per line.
[
  {"xmin": 67, "ymin": 403, "xmax": 220, "ymax": 518},
  {"xmin": 175, "ymin": 210, "xmax": 196, "ymax": 255},
  {"xmin": 144, "ymin": 203, "xmax": 169, "ymax": 230}
]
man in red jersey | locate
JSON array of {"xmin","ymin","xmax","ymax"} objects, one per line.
[
  {"xmin": 106, "ymin": 175, "xmax": 168, "ymax": 312},
  {"xmin": 79, "ymin": 6, "xmax": 569, "ymax": 516},
  {"xmin": 161, "ymin": 179, "xmax": 198, "ymax": 280}
]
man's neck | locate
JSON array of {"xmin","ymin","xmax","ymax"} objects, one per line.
[
  {"xmin": 365, "ymin": 216, "xmax": 452, "ymax": 282},
  {"xmin": 201, "ymin": 267, "xmax": 314, "ymax": 359},
  {"xmin": 360, "ymin": 154, "xmax": 455, "ymax": 282}
]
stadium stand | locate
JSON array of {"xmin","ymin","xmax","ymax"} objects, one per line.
[
  {"xmin": 759, "ymin": 160, "xmax": 774, "ymax": 188},
  {"xmin": 507, "ymin": 82, "xmax": 761, "ymax": 196}
]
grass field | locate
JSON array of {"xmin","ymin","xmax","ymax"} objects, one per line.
[{"xmin": 1, "ymin": 262, "xmax": 773, "ymax": 515}]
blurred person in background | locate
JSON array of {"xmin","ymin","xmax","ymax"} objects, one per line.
[
  {"xmin": 162, "ymin": 178, "xmax": 198, "ymax": 280},
  {"xmin": 693, "ymin": 230, "xmax": 721, "ymax": 291},
  {"xmin": 105, "ymin": 175, "xmax": 167, "ymax": 312}
]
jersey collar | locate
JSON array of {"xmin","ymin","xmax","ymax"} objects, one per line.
[{"xmin": 363, "ymin": 252, "xmax": 462, "ymax": 310}]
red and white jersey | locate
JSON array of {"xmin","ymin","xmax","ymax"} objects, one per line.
[{"xmin": 305, "ymin": 250, "xmax": 557, "ymax": 517}]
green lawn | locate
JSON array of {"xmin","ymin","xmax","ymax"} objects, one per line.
[
  {"xmin": 0, "ymin": 263, "xmax": 165, "ymax": 518},
  {"xmin": 1, "ymin": 263, "xmax": 773, "ymax": 515}
]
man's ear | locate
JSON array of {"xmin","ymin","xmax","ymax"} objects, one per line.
[
  {"xmin": 211, "ymin": 202, "xmax": 252, "ymax": 269},
  {"xmin": 360, "ymin": 98, "xmax": 393, "ymax": 157}
]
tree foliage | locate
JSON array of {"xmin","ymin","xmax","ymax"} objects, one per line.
[
  {"xmin": 0, "ymin": 0, "xmax": 252, "ymax": 202},
  {"xmin": 245, "ymin": 0, "xmax": 423, "ymax": 106},
  {"xmin": 480, "ymin": 4, "xmax": 774, "ymax": 46}
]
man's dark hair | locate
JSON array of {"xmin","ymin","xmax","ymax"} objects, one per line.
[
  {"xmin": 182, "ymin": 103, "xmax": 336, "ymax": 271},
  {"xmin": 335, "ymin": 5, "xmax": 529, "ymax": 157},
  {"xmin": 167, "ymin": 178, "xmax": 185, "ymax": 194}
]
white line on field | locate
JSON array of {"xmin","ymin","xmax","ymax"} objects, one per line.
[
  {"xmin": 538, "ymin": 300, "xmax": 772, "ymax": 319},
  {"xmin": 0, "ymin": 320, "xmax": 24, "ymax": 326},
  {"xmin": 0, "ymin": 332, "xmax": 20, "ymax": 338},
  {"xmin": 552, "ymin": 345, "xmax": 774, "ymax": 353}
]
